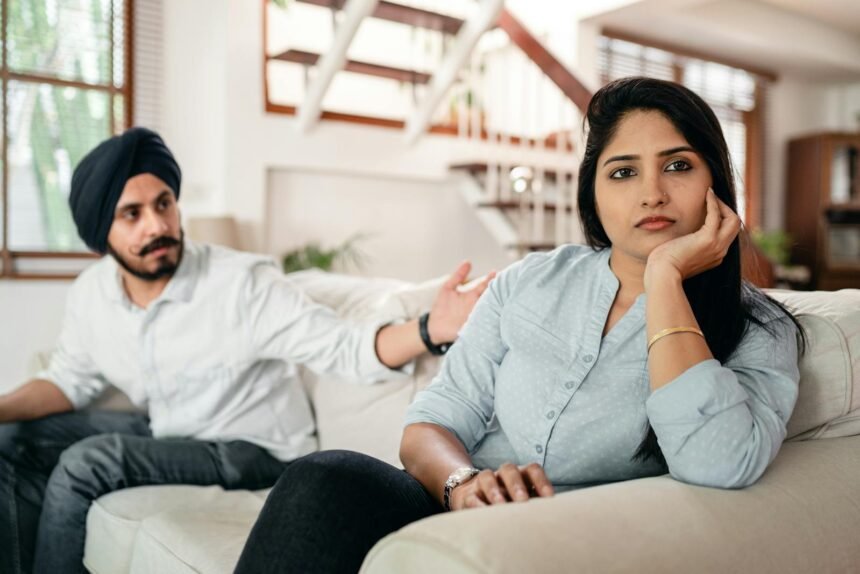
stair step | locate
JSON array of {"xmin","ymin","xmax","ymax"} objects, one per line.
[
  {"xmin": 478, "ymin": 200, "xmax": 574, "ymax": 214},
  {"xmin": 451, "ymin": 163, "xmax": 576, "ymax": 183},
  {"xmin": 509, "ymin": 242, "xmax": 559, "ymax": 252},
  {"xmin": 295, "ymin": 0, "xmax": 465, "ymax": 34},
  {"xmin": 270, "ymin": 49, "xmax": 432, "ymax": 84}
]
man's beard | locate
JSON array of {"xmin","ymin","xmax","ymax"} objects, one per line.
[{"xmin": 108, "ymin": 231, "xmax": 185, "ymax": 282}]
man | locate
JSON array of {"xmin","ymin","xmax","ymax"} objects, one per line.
[{"xmin": 0, "ymin": 127, "xmax": 492, "ymax": 574}]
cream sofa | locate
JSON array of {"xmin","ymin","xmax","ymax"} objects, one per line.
[{"xmin": 44, "ymin": 272, "xmax": 858, "ymax": 573}]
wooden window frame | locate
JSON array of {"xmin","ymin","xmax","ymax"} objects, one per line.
[{"xmin": 0, "ymin": 0, "xmax": 134, "ymax": 280}]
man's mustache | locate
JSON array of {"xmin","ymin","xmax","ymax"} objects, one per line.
[{"xmin": 136, "ymin": 236, "xmax": 181, "ymax": 257}]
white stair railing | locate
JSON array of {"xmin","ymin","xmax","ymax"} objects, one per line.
[{"xmin": 450, "ymin": 37, "xmax": 584, "ymax": 256}]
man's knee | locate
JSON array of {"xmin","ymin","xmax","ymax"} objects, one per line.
[{"xmin": 50, "ymin": 434, "xmax": 125, "ymax": 496}]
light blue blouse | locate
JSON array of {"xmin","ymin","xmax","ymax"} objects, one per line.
[{"xmin": 405, "ymin": 245, "xmax": 800, "ymax": 490}]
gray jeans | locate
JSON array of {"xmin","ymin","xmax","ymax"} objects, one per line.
[{"xmin": 0, "ymin": 411, "xmax": 287, "ymax": 574}]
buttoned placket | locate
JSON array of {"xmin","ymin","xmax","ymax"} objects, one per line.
[
  {"xmin": 532, "ymin": 268, "xmax": 614, "ymax": 464},
  {"xmin": 532, "ymin": 250, "xmax": 645, "ymax": 466}
]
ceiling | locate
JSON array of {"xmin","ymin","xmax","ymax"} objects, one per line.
[
  {"xmin": 581, "ymin": 0, "xmax": 860, "ymax": 81},
  {"xmin": 756, "ymin": 0, "xmax": 860, "ymax": 36}
]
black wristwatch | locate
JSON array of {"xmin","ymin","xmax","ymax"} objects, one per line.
[{"xmin": 419, "ymin": 312, "xmax": 451, "ymax": 356}]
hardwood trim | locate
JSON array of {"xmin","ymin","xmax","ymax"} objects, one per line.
[
  {"xmin": 263, "ymin": 0, "xmax": 271, "ymax": 114},
  {"xmin": 5, "ymin": 273, "xmax": 79, "ymax": 281},
  {"xmin": 125, "ymin": 0, "xmax": 135, "ymax": 130},
  {"xmin": 510, "ymin": 242, "xmax": 558, "ymax": 252},
  {"xmin": 318, "ymin": 110, "xmax": 406, "ymax": 129},
  {"xmin": 270, "ymin": 49, "xmax": 432, "ymax": 84},
  {"xmin": 452, "ymin": 162, "xmax": 575, "ymax": 182},
  {"xmin": 266, "ymin": 101, "xmax": 297, "ymax": 115},
  {"xmin": 3, "ymin": 71, "xmax": 120, "ymax": 93},
  {"xmin": 826, "ymin": 202, "xmax": 860, "ymax": 212},
  {"xmin": 785, "ymin": 136, "xmax": 823, "ymax": 282},
  {"xmin": 478, "ymin": 200, "xmax": 574, "ymax": 214},
  {"xmin": 497, "ymin": 8, "xmax": 592, "ymax": 114},
  {"xmin": 266, "ymin": 90, "xmax": 573, "ymax": 149},
  {"xmin": 602, "ymin": 27, "xmax": 778, "ymax": 82},
  {"xmin": 743, "ymin": 81, "xmax": 765, "ymax": 229},
  {"xmin": 10, "ymin": 251, "xmax": 98, "ymax": 260},
  {"xmin": 295, "ymin": 0, "xmax": 465, "ymax": 34},
  {"xmin": 109, "ymin": 0, "xmax": 115, "ymax": 135}
]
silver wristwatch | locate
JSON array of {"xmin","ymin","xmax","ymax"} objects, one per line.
[{"xmin": 443, "ymin": 467, "xmax": 480, "ymax": 511}]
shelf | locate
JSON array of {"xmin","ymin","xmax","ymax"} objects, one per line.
[
  {"xmin": 478, "ymin": 200, "xmax": 574, "ymax": 214},
  {"xmin": 825, "ymin": 202, "xmax": 860, "ymax": 213},
  {"xmin": 269, "ymin": 49, "xmax": 432, "ymax": 84},
  {"xmin": 450, "ymin": 162, "xmax": 575, "ymax": 183},
  {"xmin": 508, "ymin": 242, "xmax": 559, "ymax": 252}
]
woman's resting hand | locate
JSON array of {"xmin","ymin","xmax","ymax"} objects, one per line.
[{"xmin": 451, "ymin": 462, "xmax": 555, "ymax": 510}]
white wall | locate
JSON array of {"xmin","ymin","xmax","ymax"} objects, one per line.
[
  {"xmin": 0, "ymin": 281, "xmax": 70, "ymax": 389},
  {"xmin": 165, "ymin": 0, "xmax": 568, "ymax": 267},
  {"xmin": 267, "ymin": 170, "xmax": 510, "ymax": 282}
]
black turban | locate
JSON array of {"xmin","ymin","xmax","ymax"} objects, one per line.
[{"xmin": 69, "ymin": 127, "xmax": 181, "ymax": 254}]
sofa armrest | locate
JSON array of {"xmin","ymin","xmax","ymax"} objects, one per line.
[{"xmin": 361, "ymin": 436, "xmax": 860, "ymax": 574}]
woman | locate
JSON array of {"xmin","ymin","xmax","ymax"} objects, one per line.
[{"xmin": 234, "ymin": 77, "xmax": 805, "ymax": 573}]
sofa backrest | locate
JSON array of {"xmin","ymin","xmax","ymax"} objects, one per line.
[
  {"xmin": 768, "ymin": 289, "xmax": 860, "ymax": 440},
  {"xmin": 291, "ymin": 272, "xmax": 860, "ymax": 465}
]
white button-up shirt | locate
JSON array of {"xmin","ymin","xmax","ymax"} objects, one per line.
[{"xmin": 39, "ymin": 240, "xmax": 402, "ymax": 461}]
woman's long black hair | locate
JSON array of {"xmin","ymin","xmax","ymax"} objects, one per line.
[{"xmin": 576, "ymin": 77, "xmax": 806, "ymax": 469}]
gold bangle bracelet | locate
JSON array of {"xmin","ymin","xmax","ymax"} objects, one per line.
[{"xmin": 647, "ymin": 327, "xmax": 705, "ymax": 352}]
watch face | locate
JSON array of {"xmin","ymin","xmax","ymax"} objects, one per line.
[{"xmin": 449, "ymin": 467, "xmax": 478, "ymax": 485}]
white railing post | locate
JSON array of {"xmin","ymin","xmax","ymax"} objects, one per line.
[
  {"xmin": 532, "ymin": 66, "xmax": 546, "ymax": 248},
  {"xmin": 484, "ymin": 51, "xmax": 499, "ymax": 203},
  {"xmin": 470, "ymin": 48, "xmax": 481, "ymax": 143},
  {"xmin": 555, "ymin": 87, "xmax": 568, "ymax": 247}
]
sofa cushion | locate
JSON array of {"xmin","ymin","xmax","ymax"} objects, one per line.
[
  {"xmin": 768, "ymin": 289, "xmax": 860, "ymax": 440},
  {"xmin": 127, "ymin": 488, "xmax": 267, "ymax": 574},
  {"xmin": 83, "ymin": 485, "xmax": 268, "ymax": 574}
]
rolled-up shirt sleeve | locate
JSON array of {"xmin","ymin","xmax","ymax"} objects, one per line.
[
  {"xmin": 645, "ymin": 315, "xmax": 800, "ymax": 489},
  {"xmin": 404, "ymin": 257, "xmax": 526, "ymax": 452},
  {"xmin": 36, "ymin": 286, "xmax": 109, "ymax": 409},
  {"xmin": 245, "ymin": 263, "xmax": 412, "ymax": 383}
]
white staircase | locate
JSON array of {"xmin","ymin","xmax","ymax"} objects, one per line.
[{"xmin": 265, "ymin": 0, "xmax": 592, "ymax": 257}]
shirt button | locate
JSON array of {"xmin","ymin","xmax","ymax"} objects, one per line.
[
  {"xmin": 583, "ymin": 354, "xmax": 594, "ymax": 363},
  {"xmin": 546, "ymin": 410, "xmax": 555, "ymax": 419},
  {"xmin": 535, "ymin": 445, "xmax": 543, "ymax": 454},
  {"xmin": 565, "ymin": 381, "xmax": 575, "ymax": 390}
]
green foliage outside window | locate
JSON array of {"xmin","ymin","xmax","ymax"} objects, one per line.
[{"xmin": 5, "ymin": 0, "xmax": 125, "ymax": 252}]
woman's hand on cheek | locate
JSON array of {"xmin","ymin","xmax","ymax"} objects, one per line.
[{"xmin": 644, "ymin": 187, "xmax": 741, "ymax": 290}]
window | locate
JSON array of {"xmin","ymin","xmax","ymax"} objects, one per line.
[
  {"xmin": 598, "ymin": 33, "xmax": 772, "ymax": 229},
  {"xmin": 1, "ymin": 0, "xmax": 132, "ymax": 278}
]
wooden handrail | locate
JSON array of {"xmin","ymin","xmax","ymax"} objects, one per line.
[{"xmin": 496, "ymin": 8, "xmax": 592, "ymax": 114}]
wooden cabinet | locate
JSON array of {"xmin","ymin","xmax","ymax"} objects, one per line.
[{"xmin": 786, "ymin": 133, "xmax": 860, "ymax": 290}]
